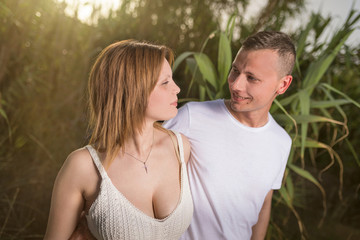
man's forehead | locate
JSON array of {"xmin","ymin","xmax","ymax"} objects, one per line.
[
  {"xmin": 234, "ymin": 49, "xmax": 279, "ymax": 64},
  {"xmin": 232, "ymin": 49, "xmax": 282, "ymax": 77}
]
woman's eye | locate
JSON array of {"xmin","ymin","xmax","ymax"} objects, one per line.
[{"xmin": 162, "ymin": 81, "xmax": 169, "ymax": 85}]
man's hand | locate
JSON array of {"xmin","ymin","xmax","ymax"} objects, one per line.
[{"xmin": 69, "ymin": 212, "xmax": 96, "ymax": 240}]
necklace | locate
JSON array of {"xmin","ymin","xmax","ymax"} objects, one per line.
[{"xmin": 125, "ymin": 130, "xmax": 154, "ymax": 174}]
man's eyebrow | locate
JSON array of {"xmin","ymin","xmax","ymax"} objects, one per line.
[
  {"xmin": 244, "ymin": 70, "xmax": 255, "ymax": 76},
  {"xmin": 244, "ymin": 71, "xmax": 260, "ymax": 79}
]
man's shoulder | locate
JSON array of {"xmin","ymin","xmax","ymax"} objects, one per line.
[
  {"xmin": 164, "ymin": 99, "xmax": 224, "ymax": 131},
  {"xmin": 269, "ymin": 114, "xmax": 292, "ymax": 144},
  {"xmin": 184, "ymin": 99, "xmax": 223, "ymax": 112}
]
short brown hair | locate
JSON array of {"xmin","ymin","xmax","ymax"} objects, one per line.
[
  {"xmin": 88, "ymin": 40, "xmax": 174, "ymax": 165},
  {"xmin": 241, "ymin": 31, "xmax": 296, "ymax": 76}
]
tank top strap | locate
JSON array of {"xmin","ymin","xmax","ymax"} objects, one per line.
[
  {"xmin": 85, "ymin": 145, "xmax": 108, "ymax": 179},
  {"xmin": 172, "ymin": 131, "xmax": 185, "ymax": 164}
]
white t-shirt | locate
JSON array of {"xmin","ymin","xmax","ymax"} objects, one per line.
[{"xmin": 163, "ymin": 99, "xmax": 291, "ymax": 240}]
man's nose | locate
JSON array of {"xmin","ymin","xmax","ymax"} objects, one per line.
[{"xmin": 231, "ymin": 74, "xmax": 246, "ymax": 91}]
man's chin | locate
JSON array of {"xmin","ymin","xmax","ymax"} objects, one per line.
[{"xmin": 229, "ymin": 101, "xmax": 246, "ymax": 113}]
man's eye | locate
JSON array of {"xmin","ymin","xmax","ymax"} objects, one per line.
[
  {"xmin": 231, "ymin": 68, "xmax": 239, "ymax": 74},
  {"xmin": 247, "ymin": 75, "xmax": 257, "ymax": 81}
]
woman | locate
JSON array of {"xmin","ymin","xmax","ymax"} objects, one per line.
[{"xmin": 44, "ymin": 40, "xmax": 193, "ymax": 240}]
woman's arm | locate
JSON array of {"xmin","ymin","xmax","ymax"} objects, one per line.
[{"xmin": 44, "ymin": 149, "xmax": 92, "ymax": 240}]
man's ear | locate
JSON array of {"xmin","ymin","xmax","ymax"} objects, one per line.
[{"xmin": 277, "ymin": 75, "xmax": 292, "ymax": 95}]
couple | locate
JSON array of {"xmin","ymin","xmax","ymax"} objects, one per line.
[{"xmin": 45, "ymin": 30, "xmax": 295, "ymax": 240}]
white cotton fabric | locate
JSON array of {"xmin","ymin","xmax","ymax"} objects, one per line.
[
  {"xmin": 163, "ymin": 99, "xmax": 291, "ymax": 240},
  {"xmin": 85, "ymin": 131, "xmax": 193, "ymax": 240}
]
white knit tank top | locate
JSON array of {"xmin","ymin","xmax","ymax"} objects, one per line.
[{"xmin": 85, "ymin": 132, "xmax": 193, "ymax": 240}]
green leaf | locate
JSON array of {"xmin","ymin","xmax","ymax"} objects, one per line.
[
  {"xmin": 303, "ymin": 30, "xmax": 353, "ymax": 89},
  {"xmin": 299, "ymin": 90, "xmax": 310, "ymax": 161},
  {"xmin": 292, "ymin": 139, "xmax": 330, "ymax": 149},
  {"xmin": 278, "ymin": 186, "xmax": 293, "ymax": 207},
  {"xmin": 345, "ymin": 139, "xmax": 360, "ymax": 167},
  {"xmin": 0, "ymin": 107, "xmax": 11, "ymax": 140},
  {"xmin": 217, "ymin": 32, "xmax": 232, "ymax": 88},
  {"xmin": 317, "ymin": 86, "xmax": 349, "ymax": 134},
  {"xmin": 292, "ymin": 114, "xmax": 344, "ymax": 125},
  {"xmin": 185, "ymin": 58, "xmax": 203, "ymax": 97},
  {"xmin": 225, "ymin": 14, "xmax": 236, "ymax": 41},
  {"xmin": 272, "ymin": 99, "xmax": 298, "ymax": 142},
  {"xmin": 311, "ymin": 99, "xmax": 351, "ymax": 108},
  {"xmin": 288, "ymin": 163, "xmax": 328, "ymax": 223},
  {"xmin": 288, "ymin": 163, "xmax": 322, "ymax": 190},
  {"xmin": 285, "ymin": 173, "xmax": 294, "ymax": 200},
  {"xmin": 194, "ymin": 53, "xmax": 218, "ymax": 90},
  {"xmin": 296, "ymin": 13, "xmax": 318, "ymax": 58},
  {"xmin": 320, "ymin": 83, "xmax": 360, "ymax": 108},
  {"xmin": 199, "ymin": 85, "xmax": 206, "ymax": 102},
  {"xmin": 277, "ymin": 92, "xmax": 300, "ymax": 108},
  {"xmin": 199, "ymin": 30, "xmax": 218, "ymax": 53},
  {"xmin": 0, "ymin": 108, "xmax": 8, "ymax": 120},
  {"xmin": 0, "ymin": 2, "xmax": 13, "ymax": 16},
  {"xmin": 206, "ymin": 86, "xmax": 216, "ymax": 100},
  {"xmin": 173, "ymin": 51, "xmax": 194, "ymax": 72}
]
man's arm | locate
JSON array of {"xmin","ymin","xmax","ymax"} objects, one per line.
[
  {"xmin": 251, "ymin": 190, "xmax": 273, "ymax": 240},
  {"xmin": 69, "ymin": 212, "xmax": 96, "ymax": 240}
]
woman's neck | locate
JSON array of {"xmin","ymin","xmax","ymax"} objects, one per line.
[{"xmin": 124, "ymin": 122, "xmax": 155, "ymax": 158}]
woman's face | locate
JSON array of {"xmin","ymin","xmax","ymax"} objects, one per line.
[{"xmin": 146, "ymin": 59, "xmax": 180, "ymax": 121}]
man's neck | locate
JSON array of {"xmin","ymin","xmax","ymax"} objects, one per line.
[{"xmin": 224, "ymin": 100, "xmax": 269, "ymax": 128}]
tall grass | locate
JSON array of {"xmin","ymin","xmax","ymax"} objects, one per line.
[{"xmin": 0, "ymin": 0, "xmax": 95, "ymax": 238}]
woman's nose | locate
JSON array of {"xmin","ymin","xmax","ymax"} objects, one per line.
[{"xmin": 174, "ymin": 82, "xmax": 180, "ymax": 94}]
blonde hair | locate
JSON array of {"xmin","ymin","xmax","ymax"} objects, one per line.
[{"xmin": 88, "ymin": 39, "xmax": 174, "ymax": 165}]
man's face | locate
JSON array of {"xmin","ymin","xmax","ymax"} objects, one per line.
[{"xmin": 227, "ymin": 49, "xmax": 290, "ymax": 117}]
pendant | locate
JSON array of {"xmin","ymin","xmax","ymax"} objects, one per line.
[{"xmin": 143, "ymin": 163, "xmax": 148, "ymax": 174}]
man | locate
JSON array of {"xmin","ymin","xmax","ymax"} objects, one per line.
[
  {"xmin": 70, "ymin": 31, "xmax": 295, "ymax": 240},
  {"xmin": 163, "ymin": 31, "xmax": 295, "ymax": 239}
]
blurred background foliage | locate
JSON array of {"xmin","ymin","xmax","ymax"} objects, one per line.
[{"xmin": 0, "ymin": 0, "xmax": 359, "ymax": 239}]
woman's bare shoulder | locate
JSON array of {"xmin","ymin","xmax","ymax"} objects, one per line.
[
  {"xmin": 57, "ymin": 147, "xmax": 99, "ymax": 189},
  {"xmin": 156, "ymin": 128, "xmax": 191, "ymax": 164},
  {"xmin": 63, "ymin": 147, "xmax": 93, "ymax": 171}
]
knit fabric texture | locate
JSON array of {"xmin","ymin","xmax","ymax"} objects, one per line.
[{"xmin": 85, "ymin": 131, "xmax": 193, "ymax": 240}]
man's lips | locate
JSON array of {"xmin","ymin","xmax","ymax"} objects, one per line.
[{"xmin": 232, "ymin": 94, "xmax": 251, "ymax": 101}]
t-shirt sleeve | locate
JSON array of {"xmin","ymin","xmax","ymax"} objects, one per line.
[
  {"xmin": 272, "ymin": 139, "xmax": 292, "ymax": 189},
  {"xmin": 162, "ymin": 103, "xmax": 190, "ymax": 135}
]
